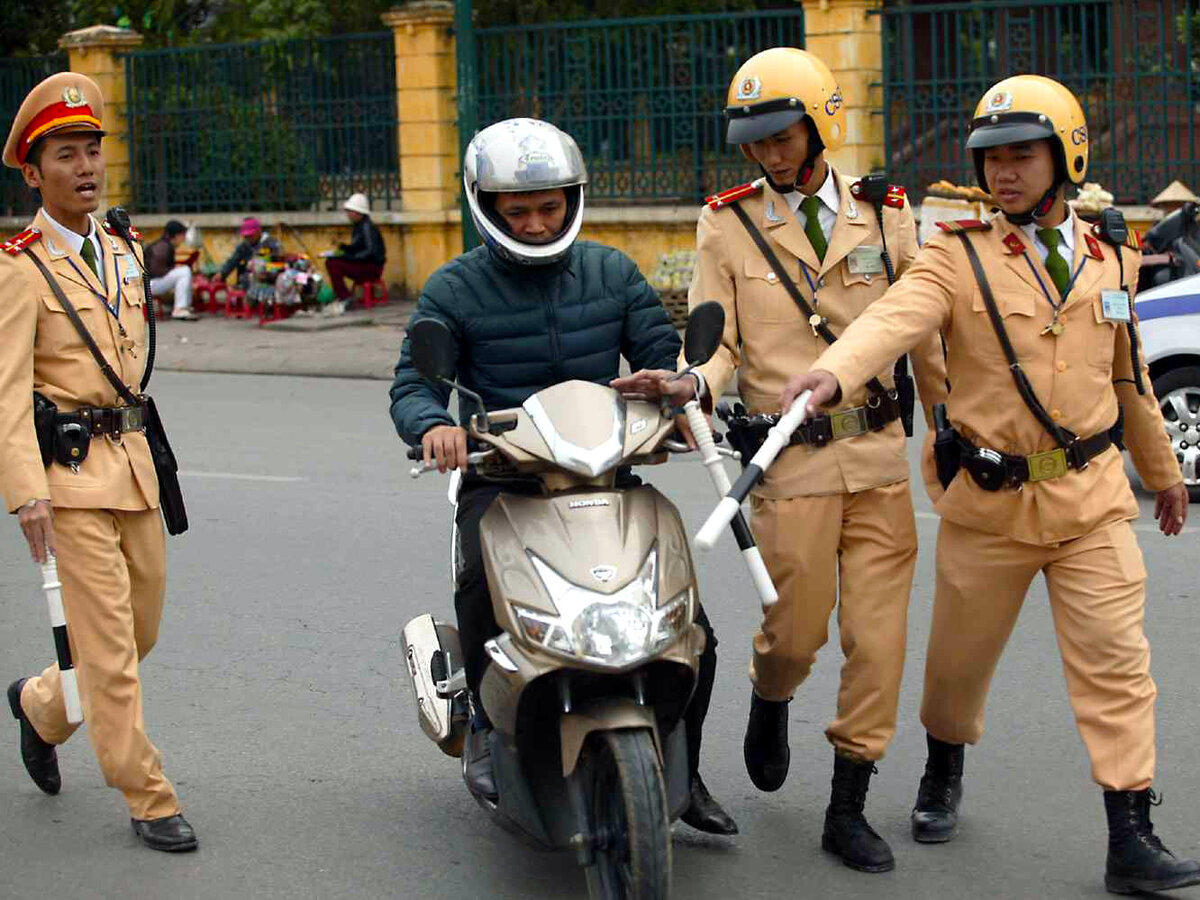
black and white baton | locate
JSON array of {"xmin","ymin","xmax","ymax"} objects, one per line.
[
  {"xmin": 681, "ymin": 396, "xmax": 778, "ymax": 608},
  {"xmin": 695, "ymin": 390, "xmax": 813, "ymax": 551},
  {"xmin": 41, "ymin": 555, "xmax": 82, "ymax": 724}
]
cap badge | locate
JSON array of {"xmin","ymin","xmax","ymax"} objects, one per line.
[
  {"xmin": 62, "ymin": 86, "xmax": 87, "ymax": 109},
  {"xmin": 985, "ymin": 91, "xmax": 1014, "ymax": 113},
  {"xmin": 736, "ymin": 76, "xmax": 762, "ymax": 102}
]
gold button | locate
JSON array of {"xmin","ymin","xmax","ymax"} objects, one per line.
[
  {"xmin": 1051, "ymin": 409, "xmax": 1062, "ymax": 420},
  {"xmin": 1056, "ymin": 360, "xmax": 1067, "ymax": 372}
]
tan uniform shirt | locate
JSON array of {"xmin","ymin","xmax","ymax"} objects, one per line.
[
  {"xmin": 690, "ymin": 170, "xmax": 949, "ymax": 499},
  {"xmin": 815, "ymin": 212, "xmax": 1180, "ymax": 546},
  {"xmin": 0, "ymin": 210, "xmax": 157, "ymax": 513}
]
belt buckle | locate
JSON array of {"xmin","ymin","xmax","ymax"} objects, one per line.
[
  {"xmin": 830, "ymin": 407, "xmax": 868, "ymax": 440},
  {"xmin": 117, "ymin": 406, "xmax": 144, "ymax": 433},
  {"xmin": 1026, "ymin": 448, "xmax": 1068, "ymax": 482}
]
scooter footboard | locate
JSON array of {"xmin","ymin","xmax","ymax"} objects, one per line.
[{"xmin": 402, "ymin": 614, "xmax": 468, "ymax": 757}]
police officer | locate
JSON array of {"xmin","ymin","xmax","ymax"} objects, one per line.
[
  {"xmin": 783, "ymin": 75, "xmax": 1198, "ymax": 894},
  {"xmin": 0, "ymin": 73, "xmax": 196, "ymax": 852},
  {"xmin": 631, "ymin": 48, "xmax": 948, "ymax": 872}
]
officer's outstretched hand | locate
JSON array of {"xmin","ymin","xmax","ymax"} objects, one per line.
[
  {"xmin": 780, "ymin": 370, "xmax": 841, "ymax": 417},
  {"xmin": 18, "ymin": 500, "xmax": 55, "ymax": 564},
  {"xmin": 1154, "ymin": 481, "xmax": 1189, "ymax": 536},
  {"xmin": 609, "ymin": 369, "xmax": 695, "ymax": 405},
  {"xmin": 422, "ymin": 425, "xmax": 469, "ymax": 473}
]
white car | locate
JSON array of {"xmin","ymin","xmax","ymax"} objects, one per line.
[{"xmin": 1135, "ymin": 273, "xmax": 1200, "ymax": 500}]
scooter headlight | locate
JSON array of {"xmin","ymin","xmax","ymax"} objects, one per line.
[{"xmin": 516, "ymin": 546, "xmax": 690, "ymax": 668}]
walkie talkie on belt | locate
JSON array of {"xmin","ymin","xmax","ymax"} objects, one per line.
[{"xmin": 932, "ymin": 403, "xmax": 961, "ymax": 489}]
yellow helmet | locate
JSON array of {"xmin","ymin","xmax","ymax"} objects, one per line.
[
  {"xmin": 967, "ymin": 74, "xmax": 1089, "ymax": 191},
  {"xmin": 724, "ymin": 48, "xmax": 846, "ymax": 153}
]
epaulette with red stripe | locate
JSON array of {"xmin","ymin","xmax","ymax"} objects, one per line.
[
  {"xmin": 1, "ymin": 226, "xmax": 41, "ymax": 255},
  {"xmin": 935, "ymin": 219, "xmax": 992, "ymax": 234},
  {"xmin": 102, "ymin": 220, "xmax": 142, "ymax": 242},
  {"xmin": 705, "ymin": 178, "xmax": 764, "ymax": 211},
  {"xmin": 850, "ymin": 181, "xmax": 908, "ymax": 209}
]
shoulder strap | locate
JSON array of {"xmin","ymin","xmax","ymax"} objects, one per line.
[
  {"xmin": 24, "ymin": 249, "xmax": 142, "ymax": 409},
  {"xmin": 728, "ymin": 201, "xmax": 889, "ymax": 398},
  {"xmin": 952, "ymin": 232, "xmax": 1076, "ymax": 448}
]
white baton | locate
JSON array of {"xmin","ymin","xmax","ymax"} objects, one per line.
[{"xmin": 40, "ymin": 555, "xmax": 82, "ymax": 724}]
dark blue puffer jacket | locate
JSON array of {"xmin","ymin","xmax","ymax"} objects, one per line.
[{"xmin": 389, "ymin": 241, "xmax": 681, "ymax": 445}]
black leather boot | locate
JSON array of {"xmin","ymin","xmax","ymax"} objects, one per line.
[
  {"xmin": 743, "ymin": 692, "xmax": 789, "ymax": 792},
  {"xmin": 911, "ymin": 732, "xmax": 964, "ymax": 843},
  {"xmin": 1103, "ymin": 789, "xmax": 1200, "ymax": 894},
  {"xmin": 822, "ymin": 753, "xmax": 894, "ymax": 873},
  {"xmin": 131, "ymin": 814, "xmax": 198, "ymax": 852},
  {"xmin": 680, "ymin": 773, "xmax": 738, "ymax": 835},
  {"xmin": 7, "ymin": 678, "xmax": 61, "ymax": 796},
  {"xmin": 462, "ymin": 720, "xmax": 497, "ymax": 801}
]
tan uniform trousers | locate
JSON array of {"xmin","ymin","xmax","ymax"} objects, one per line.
[
  {"xmin": 19, "ymin": 507, "xmax": 179, "ymax": 820},
  {"xmin": 749, "ymin": 478, "xmax": 917, "ymax": 761},
  {"xmin": 923, "ymin": 518, "xmax": 1156, "ymax": 791}
]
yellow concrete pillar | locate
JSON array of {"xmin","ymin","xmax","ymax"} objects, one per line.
[
  {"xmin": 59, "ymin": 25, "xmax": 143, "ymax": 210},
  {"xmin": 384, "ymin": 2, "xmax": 459, "ymax": 214},
  {"xmin": 802, "ymin": 0, "xmax": 885, "ymax": 176}
]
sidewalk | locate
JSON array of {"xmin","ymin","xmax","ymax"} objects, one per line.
[{"xmin": 155, "ymin": 301, "xmax": 415, "ymax": 381}]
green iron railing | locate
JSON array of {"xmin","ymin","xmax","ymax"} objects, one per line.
[
  {"xmin": 876, "ymin": 0, "xmax": 1199, "ymax": 206},
  {"xmin": 1, "ymin": 53, "xmax": 69, "ymax": 219},
  {"xmin": 471, "ymin": 9, "xmax": 806, "ymax": 205},
  {"xmin": 124, "ymin": 32, "xmax": 399, "ymax": 214}
]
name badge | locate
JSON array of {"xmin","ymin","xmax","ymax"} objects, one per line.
[
  {"xmin": 847, "ymin": 245, "xmax": 884, "ymax": 275},
  {"xmin": 121, "ymin": 254, "xmax": 140, "ymax": 284},
  {"xmin": 1101, "ymin": 289, "xmax": 1131, "ymax": 323}
]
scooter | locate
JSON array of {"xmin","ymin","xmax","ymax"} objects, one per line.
[{"xmin": 400, "ymin": 304, "xmax": 736, "ymax": 900}]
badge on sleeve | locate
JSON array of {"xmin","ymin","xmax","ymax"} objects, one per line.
[
  {"xmin": 847, "ymin": 245, "xmax": 884, "ymax": 275},
  {"xmin": 1101, "ymin": 289, "xmax": 1132, "ymax": 323},
  {"xmin": 121, "ymin": 253, "xmax": 140, "ymax": 284}
]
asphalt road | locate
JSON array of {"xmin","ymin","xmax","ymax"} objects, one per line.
[{"xmin": 2, "ymin": 372, "xmax": 1198, "ymax": 900}]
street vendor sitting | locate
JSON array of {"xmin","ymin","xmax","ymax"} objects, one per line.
[
  {"xmin": 322, "ymin": 193, "xmax": 385, "ymax": 314},
  {"xmin": 212, "ymin": 216, "xmax": 282, "ymax": 288}
]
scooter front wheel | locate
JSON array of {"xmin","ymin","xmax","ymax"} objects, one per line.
[{"xmin": 582, "ymin": 728, "xmax": 671, "ymax": 900}]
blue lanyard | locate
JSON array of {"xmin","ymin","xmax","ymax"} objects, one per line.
[
  {"xmin": 66, "ymin": 240, "xmax": 124, "ymax": 325},
  {"xmin": 1023, "ymin": 252, "xmax": 1087, "ymax": 310}
]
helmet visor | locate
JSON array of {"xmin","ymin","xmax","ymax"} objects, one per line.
[
  {"xmin": 966, "ymin": 112, "xmax": 1055, "ymax": 150},
  {"xmin": 725, "ymin": 100, "xmax": 805, "ymax": 145}
]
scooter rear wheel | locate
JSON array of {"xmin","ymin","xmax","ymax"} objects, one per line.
[{"xmin": 583, "ymin": 729, "xmax": 671, "ymax": 900}]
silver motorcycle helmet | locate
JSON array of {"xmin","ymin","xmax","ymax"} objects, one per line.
[{"xmin": 463, "ymin": 118, "xmax": 588, "ymax": 267}]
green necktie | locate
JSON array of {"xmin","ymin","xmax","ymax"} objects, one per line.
[
  {"xmin": 79, "ymin": 236, "xmax": 99, "ymax": 279},
  {"xmin": 1036, "ymin": 227, "xmax": 1070, "ymax": 298},
  {"xmin": 800, "ymin": 195, "xmax": 828, "ymax": 263}
]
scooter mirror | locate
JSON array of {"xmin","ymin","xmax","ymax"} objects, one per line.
[
  {"xmin": 409, "ymin": 318, "xmax": 457, "ymax": 382},
  {"xmin": 684, "ymin": 301, "xmax": 725, "ymax": 366}
]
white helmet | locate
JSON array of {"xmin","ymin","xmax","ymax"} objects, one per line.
[{"xmin": 462, "ymin": 118, "xmax": 588, "ymax": 267}]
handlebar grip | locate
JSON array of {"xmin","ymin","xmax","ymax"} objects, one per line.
[{"xmin": 406, "ymin": 446, "xmax": 423, "ymax": 460}]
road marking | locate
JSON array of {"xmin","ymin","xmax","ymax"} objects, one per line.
[
  {"xmin": 179, "ymin": 470, "xmax": 307, "ymax": 483},
  {"xmin": 913, "ymin": 509, "xmax": 1193, "ymax": 535}
]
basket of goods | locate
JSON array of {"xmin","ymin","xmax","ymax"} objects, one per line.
[
  {"xmin": 924, "ymin": 179, "xmax": 993, "ymax": 203},
  {"xmin": 1069, "ymin": 182, "xmax": 1114, "ymax": 220},
  {"xmin": 648, "ymin": 250, "xmax": 696, "ymax": 328},
  {"xmin": 919, "ymin": 180, "xmax": 995, "ymax": 244}
]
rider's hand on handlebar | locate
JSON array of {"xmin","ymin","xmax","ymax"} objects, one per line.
[
  {"xmin": 609, "ymin": 369, "xmax": 696, "ymax": 405},
  {"xmin": 780, "ymin": 370, "xmax": 841, "ymax": 417},
  {"xmin": 422, "ymin": 425, "xmax": 469, "ymax": 473}
]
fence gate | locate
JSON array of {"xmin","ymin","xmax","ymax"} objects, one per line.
[{"xmin": 877, "ymin": 0, "xmax": 1200, "ymax": 206}]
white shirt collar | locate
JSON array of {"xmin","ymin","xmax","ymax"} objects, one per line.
[
  {"xmin": 1021, "ymin": 214, "xmax": 1075, "ymax": 260},
  {"xmin": 42, "ymin": 208, "xmax": 100, "ymax": 257},
  {"xmin": 785, "ymin": 165, "xmax": 840, "ymax": 216}
]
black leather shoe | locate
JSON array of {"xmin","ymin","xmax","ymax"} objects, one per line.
[
  {"xmin": 7, "ymin": 678, "xmax": 60, "ymax": 796},
  {"xmin": 822, "ymin": 753, "xmax": 895, "ymax": 873},
  {"xmin": 463, "ymin": 722, "xmax": 498, "ymax": 801},
  {"xmin": 743, "ymin": 692, "xmax": 789, "ymax": 792},
  {"xmin": 911, "ymin": 733, "xmax": 964, "ymax": 843},
  {"xmin": 131, "ymin": 814, "xmax": 198, "ymax": 852},
  {"xmin": 679, "ymin": 773, "xmax": 738, "ymax": 835},
  {"xmin": 1104, "ymin": 789, "xmax": 1200, "ymax": 894}
]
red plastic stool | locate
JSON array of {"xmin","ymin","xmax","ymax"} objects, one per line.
[
  {"xmin": 193, "ymin": 279, "xmax": 216, "ymax": 315},
  {"xmin": 359, "ymin": 279, "xmax": 388, "ymax": 309},
  {"xmin": 216, "ymin": 285, "xmax": 250, "ymax": 319},
  {"xmin": 258, "ymin": 301, "xmax": 296, "ymax": 326}
]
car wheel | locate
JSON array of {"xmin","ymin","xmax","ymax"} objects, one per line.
[{"xmin": 1153, "ymin": 366, "xmax": 1200, "ymax": 503}]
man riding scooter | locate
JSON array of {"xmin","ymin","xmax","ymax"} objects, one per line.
[{"xmin": 388, "ymin": 118, "xmax": 737, "ymax": 836}]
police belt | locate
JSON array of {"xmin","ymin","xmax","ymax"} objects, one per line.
[
  {"xmin": 791, "ymin": 394, "xmax": 902, "ymax": 446},
  {"xmin": 954, "ymin": 425, "xmax": 1116, "ymax": 488},
  {"xmin": 59, "ymin": 404, "xmax": 146, "ymax": 438}
]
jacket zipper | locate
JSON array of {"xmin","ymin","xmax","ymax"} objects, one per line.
[{"xmin": 542, "ymin": 281, "xmax": 564, "ymax": 382}]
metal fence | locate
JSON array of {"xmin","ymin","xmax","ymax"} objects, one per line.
[
  {"xmin": 1, "ymin": 54, "xmax": 69, "ymax": 218},
  {"xmin": 124, "ymin": 32, "xmax": 399, "ymax": 214},
  {"xmin": 469, "ymin": 10, "xmax": 806, "ymax": 204},
  {"xmin": 877, "ymin": 0, "xmax": 1200, "ymax": 206}
]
